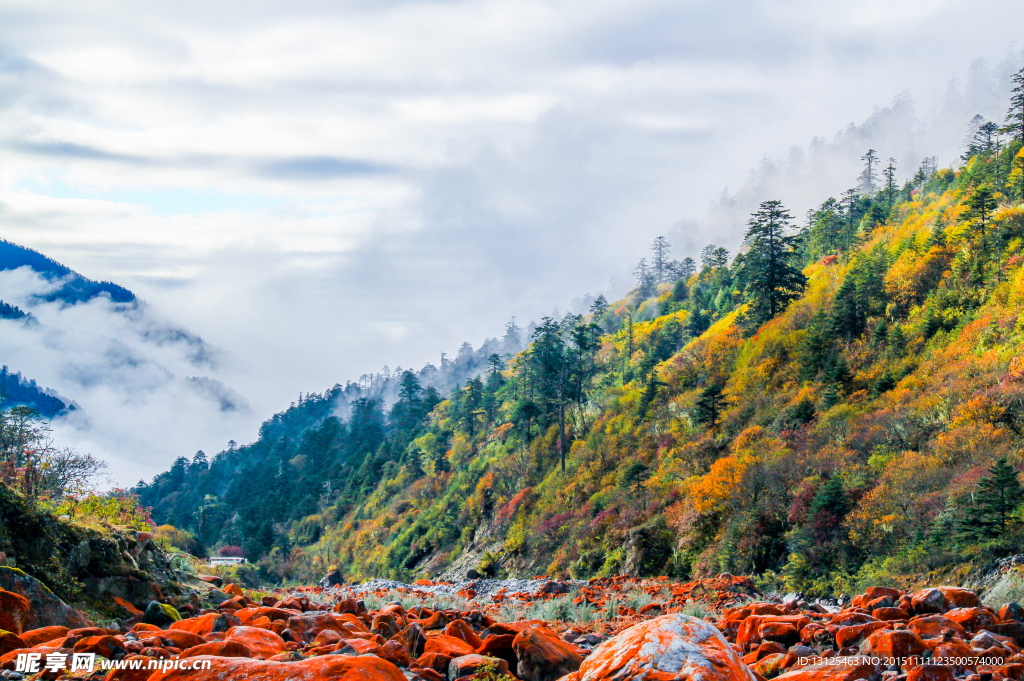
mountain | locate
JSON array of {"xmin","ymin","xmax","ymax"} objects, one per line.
[
  {"xmin": 0, "ymin": 240, "xmax": 252, "ymax": 482},
  {"xmin": 0, "ymin": 366, "xmax": 70, "ymax": 417},
  {"xmin": 0, "ymin": 239, "xmax": 135, "ymax": 305},
  {"xmin": 136, "ymin": 93, "xmax": 1024, "ymax": 594}
]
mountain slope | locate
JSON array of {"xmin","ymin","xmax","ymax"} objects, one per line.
[
  {"xmin": 136, "ymin": 111, "xmax": 1024, "ymax": 593},
  {"xmin": 0, "ymin": 239, "xmax": 134, "ymax": 305}
]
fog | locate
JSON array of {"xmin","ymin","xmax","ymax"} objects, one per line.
[{"xmin": 0, "ymin": 0, "xmax": 1022, "ymax": 483}]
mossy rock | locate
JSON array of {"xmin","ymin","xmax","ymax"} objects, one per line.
[{"xmin": 0, "ymin": 566, "xmax": 90, "ymax": 629}]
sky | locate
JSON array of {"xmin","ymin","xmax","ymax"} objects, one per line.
[{"xmin": 0, "ymin": 0, "xmax": 1023, "ymax": 484}]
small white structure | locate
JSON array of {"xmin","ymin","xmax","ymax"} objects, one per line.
[{"xmin": 209, "ymin": 556, "xmax": 246, "ymax": 566}]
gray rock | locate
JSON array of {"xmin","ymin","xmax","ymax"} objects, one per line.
[{"xmin": 0, "ymin": 566, "xmax": 90, "ymax": 629}]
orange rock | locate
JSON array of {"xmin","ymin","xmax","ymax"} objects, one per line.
[
  {"xmin": 861, "ymin": 629, "xmax": 928, "ymax": 660},
  {"xmin": 179, "ymin": 640, "xmax": 253, "ymax": 658},
  {"xmin": 225, "ymin": 626, "xmax": 289, "ymax": 659},
  {"xmin": 339, "ymin": 638, "xmax": 384, "ymax": 656},
  {"xmin": 381, "ymin": 639, "xmax": 412, "ymax": 667},
  {"xmin": 158, "ymin": 629, "xmax": 206, "ymax": 650},
  {"xmin": 450, "ymin": 653, "xmax": 509, "ymax": 679},
  {"xmin": 864, "ymin": 587, "xmax": 903, "ymax": 602},
  {"xmin": 907, "ymin": 616, "xmax": 967, "ymax": 640},
  {"xmin": 313, "ymin": 629, "xmax": 344, "ymax": 647},
  {"xmin": 171, "ymin": 612, "xmax": 240, "ymax": 636},
  {"xmin": 872, "ymin": 608, "xmax": 910, "ymax": 622},
  {"xmin": 562, "ymin": 614, "xmax": 753, "ymax": 681},
  {"xmin": 834, "ymin": 622, "xmax": 887, "ymax": 649},
  {"xmin": 114, "ymin": 596, "xmax": 146, "ymax": 619},
  {"xmin": 752, "ymin": 653, "xmax": 786, "ymax": 679},
  {"xmin": 445, "ymin": 620, "xmax": 484, "ymax": 649},
  {"xmin": 0, "ymin": 589, "xmax": 31, "ymax": 634},
  {"xmin": 774, "ymin": 658, "xmax": 883, "ymax": 681},
  {"xmin": 18, "ymin": 625, "xmax": 68, "ymax": 648},
  {"xmin": 739, "ymin": 616, "xmax": 810, "ymax": 651},
  {"xmin": 910, "ymin": 589, "xmax": 946, "ymax": 615},
  {"xmin": 759, "ymin": 622, "xmax": 799, "ymax": 646},
  {"xmin": 287, "ymin": 612, "xmax": 356, "ymax": 643},
  {"xmin": 134, "ymin": 623, "xmax": 163, "ymax": 634},
  {"xmin": 416, "ymin": 652, "xmax": 454, "ymax": 674},
  {"xmin": 0, "ymin": 631, "xmax": 25, "ymax": 656},
  {"xmin": 148, "ymin": 650, "xmax": 407, "ymax": 680},
  {"xmin": 513, "ymin": 626, "xmax": 583, "ymax": 681},
  {"xmin": 106, "ymin": 654, "xmax": 157, "ymax": 681},
  {"xmin": 73, "ymin": 635, "xmax": 128, "ymax": 658},
  {"xmin": 938, "ymin": 587, "xmax": 982, "ymax": 610},
  {"xmin": 223, "ymin": 583, "xmax": 245, "ymax": 598},
  {"xmin": 477, "ymin": 633, "xmax": 517, "ymax": 671},
  {"xmin": 425, "ymin": 634, "xmax": 477, "ymax": 658},
  {"xmin": 945, "ymin": 607, "xmax": 997, "ymax": 631}
]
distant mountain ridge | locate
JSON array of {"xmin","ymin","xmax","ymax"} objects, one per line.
[
  {"xmin": 0, "ymin": 239, "xmax": 135, "ymax": 305},
  {"xmin": 0, "ymin": 366, "xmax": 70, "ymax": 417}
]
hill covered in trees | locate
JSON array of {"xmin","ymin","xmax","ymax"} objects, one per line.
[{"xmin": 137, "ymin": 69, "xmax": 1024, "ymax": 595}]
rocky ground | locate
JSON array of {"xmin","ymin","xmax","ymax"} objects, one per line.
[{"xmin": 4, "ymin": 552, "xmax": 1024, "ymax": 681}]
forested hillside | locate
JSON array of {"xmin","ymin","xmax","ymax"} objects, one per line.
[{"xmin": 138, "ymin": 70, "xmax": 1024, "ymax": 595}]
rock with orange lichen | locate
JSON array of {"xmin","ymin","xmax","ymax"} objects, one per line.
[
  {"xmin": 148, "ymin": 651, "xmax": 408, "ymax": 680},
  {"xmin": 514, "ymin": 626, "xmax": 583, "ymax": 681},
  {"xmin": 772, "ymin": 657, "xmax": 882, "ymax": 681},
  {"xmin": 225, "ymin": 626, "xmax": 289, "ymax": 659},
  {"xmin": 560, "ymin": 614, "xmax": 755, "ymax": 681}
]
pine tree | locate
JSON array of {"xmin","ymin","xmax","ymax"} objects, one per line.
[
  {"xmin": 590, "ymin": 294, "xmax": 608, "ymax": 316},
  {"xmin": 859, "ymin": 149, "xmax": 878, "ymax": 192},
  {"xmin": 679, "ymin": 257, "xmax": 696, "ymax": 280},
  {"xmin": 964, "ymin": 184, "xmax": 998, "ymax": 243},
  {"xmin": 634, "ymin": 258, "xmax": 655, "ymax": 298},
  {"xmin": 883, "ymin": 158, "xmax": 897, "ymax": 205},
  {"xmin": 971, "ymin": 457, "xmax": 1023, "ymax": 538},
  {"xmin": 1005, "ymin": 66, "xmax": 1024, "ymax": 144},
  {"xmin": 693, "ymin": 382, "xmax": 726, "ymax": 429},
  {"xmin": 738, "ymin": 200, "xmax": 806, "ymax": 326},
  {"xmin": 651, "ymin": 236, "xmax": 671, "ymax": 283}
]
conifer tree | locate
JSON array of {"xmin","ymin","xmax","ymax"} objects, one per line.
[
  {"xmin": 590, "ymin": 294, "xmax": 608, "ymax": 316},
  {"xmin": 651, "ymin": 236, "xmax": 671, "ymax": 283},
  {"xmin": 859, "ymin": 149, "xmax": 878, "ymax": 192},
  {"xmin": 1005, "ymin": 66, "xmax": 1024, "ymax": 144},
  {"xmin": 964, "ymin": 184, "xmax": 998, "ymax": 242},
  {"xmin": 693, "ymin": 382, "xmax": 725, "ymax": 429},
  {"xmin": 679, "ymin": 257, "xmax": 696, "ymax": 280},
  {"xmin": 972, "ymin": 457, "xmax": 1023, "ymax": 537},
  {"xmin": 883, "ymin": 158, "xmax": 897, "ymax": 205},
  {"xmin": 738, "ymin": 200, "xmax": 806, "ymax": 326}
]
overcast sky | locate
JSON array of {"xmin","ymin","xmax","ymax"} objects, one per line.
[{"xmin": 1, "ymin": 0, "xmax": 1023, "ymax": 483}]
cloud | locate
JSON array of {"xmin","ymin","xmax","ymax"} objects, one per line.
[
  {"xmin": 0, "ymin": 267, "xmax": 253, "ymax": 486},
  {"xmin": 257, "ymin": 156, "xmax": 396, "ymax": 180},
  {"xmin": 0, "ymin": 0, "xmax": 1022, "ymax": 481},
  {"xmin": 9, "ymin": 141, "xmax": 149, "ymax": 164}
]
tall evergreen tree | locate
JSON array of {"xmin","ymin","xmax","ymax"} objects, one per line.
[
  {"xmin": 1005, "ymin": 66, "xmax": 1024, "ymax": 144},
  {"xmin": 651, "ymin": 236, "xmax": 671, "ymax": 283},
  {"xmin": 679, "ymin": 257, "xmax": 696, "ymax": 280},
  {"xmin": 971, "ymin": 457, "xmax": 1023, "ymax": 538},
  {"xmin": 964, "ymin": 184, "xmax": 998, "ymax": 242},
  {"xmin": 738, "ymin": 200, "xmax": 807, "ymax": 326},
  {"xmin": 693, "ymin": 382, "xmax": 726, "ymax": 429},
  {"xmin": 530, "ymin": 318, "xmax": 570, "ymax": 471},
  {"xmin": 859, "ymin": 149, "xmax": 878, "ymax": 192},
  {"xmin": 883, "ymin": 158, "xmax": 897, "ymax": 205}
]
